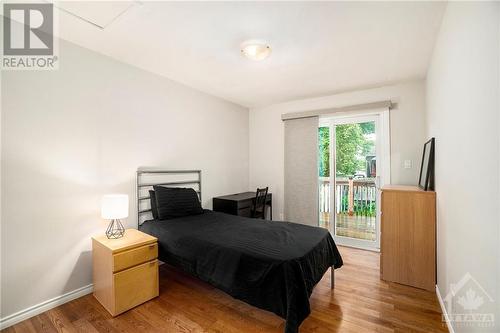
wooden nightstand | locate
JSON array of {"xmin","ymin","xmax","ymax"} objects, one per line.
[{"xmin": 92, "ymin": 229, "xmax": 159, "ymax": 316}]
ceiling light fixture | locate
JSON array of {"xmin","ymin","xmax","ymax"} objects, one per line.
[{"xmin": 240, "ymin": 40, "xmax": 271, "ymax": 61}]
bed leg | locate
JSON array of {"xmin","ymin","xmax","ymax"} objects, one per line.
[{"xmin": 331, "ymin": 266, "xmax": 335, "ymax": 289}]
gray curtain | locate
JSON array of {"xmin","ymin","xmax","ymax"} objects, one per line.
[{"xmin": 284, "ymin": 116, "xmax": 318, "ymax": 226}]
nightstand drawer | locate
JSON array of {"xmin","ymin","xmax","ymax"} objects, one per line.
[
  {"xmin": 113, "ymin": 242, "xmax": 158, "ymax": 272},
  {"xmin": 113, "ymin": 259, "xmax": 159, "ymax": 315}
]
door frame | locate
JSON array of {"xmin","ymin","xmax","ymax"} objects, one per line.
[{"xmin": 319, "ymin": 108, "xmax": 390, "ymax": 251}]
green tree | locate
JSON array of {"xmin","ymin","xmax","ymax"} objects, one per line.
[
  {"xmin": 318, "ymin": 127, "xmax": 329, "ymax": 177},
  {"xmin": 359, "ymin": 122, "xmax": 375, "ymax": 135},
  {"xmin": 335, "ymin": 124, "xmax": 365, "ymax": 176},
  {"xmin": 318, "ymin": 122, "xmax": 375, "ymax": 178}
]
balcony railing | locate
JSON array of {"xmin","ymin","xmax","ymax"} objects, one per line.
[{"xmin": 319, "ymin": 177, "xmax": 376, "ymax": 217}]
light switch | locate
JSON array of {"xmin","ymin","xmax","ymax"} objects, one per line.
[{"xmin": 404, "ymin": 160, "xmax": 412, "ymax": 169}]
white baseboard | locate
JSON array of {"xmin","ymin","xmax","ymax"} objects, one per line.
[
  {"xmin": 436, "ymin": 284, "xmax": 456, "ymax": 333},
  {"xmin": 0, "ymin": 284, "xmax": 93, "ymax": 330}
]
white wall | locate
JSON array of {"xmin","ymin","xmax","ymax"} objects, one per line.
[
  {"xmin": 249, "ymin": 80, "xmax": 427, "ymax": 219},
  {"xmin": 0, "ymin": 39, "xmax": 249, "ymax": 319},
  {"xmin": 498, "ymin": 3, "xmax": 500, "ymax": 324},
  {"xmin": 426, "ymin": 2, "xmax": 500, "ymax": 331}
]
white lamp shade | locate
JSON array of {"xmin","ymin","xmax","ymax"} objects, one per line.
[{"xmin": 101, "ymin": 194, "xmax": 129, "ymax": 219}]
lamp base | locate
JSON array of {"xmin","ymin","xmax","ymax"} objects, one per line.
[{"xmin": 106, "ymin": 219, "xmax": 125, "ymax": 239}]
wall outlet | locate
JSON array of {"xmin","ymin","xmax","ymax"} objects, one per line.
[{"xmin": 404, "ymin": 159, "xmax": 412, "ymax": 169}]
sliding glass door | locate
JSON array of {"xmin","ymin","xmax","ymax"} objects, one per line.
[{"xmin": 318, "ymin": 112, "xmax": 389, "ymax": 250}]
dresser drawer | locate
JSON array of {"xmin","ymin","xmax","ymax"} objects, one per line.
[
  {"xmin": 113, "ymin": 259, "xmax": 159, "ymax": 315},
  {"xmin": 113, "ymin": 242, "xmax": 158, "ymax": 272}
]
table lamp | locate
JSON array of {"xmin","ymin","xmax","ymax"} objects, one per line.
[{"xmin": 101, "ymin": 194, "xmax": 128, "ymax": 239}]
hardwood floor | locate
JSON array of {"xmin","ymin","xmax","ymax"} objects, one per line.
[{"xmin": 3, "ymin": 246, "xmax": 448, "ymax": 333}]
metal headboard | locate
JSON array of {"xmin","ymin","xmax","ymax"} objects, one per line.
[{"xmin": 136, "ymin": 169, "xmax": 202, "ymax": 226}]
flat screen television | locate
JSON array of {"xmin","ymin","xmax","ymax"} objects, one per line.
[{"xmin": 418, "ymin": 138, "xmax": 435, "ymax": 191}]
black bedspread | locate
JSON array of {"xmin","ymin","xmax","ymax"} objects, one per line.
[{"xmin": 139, "ymin": 210, "xmax": 343, "ymax": 333}]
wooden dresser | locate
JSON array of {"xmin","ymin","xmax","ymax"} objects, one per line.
[
  {"xmin": 92, "ymin": 229, "xmax": 159, "ymax": 316},
  {"xmin": 380, "ymin": 185, "xmax": 436, "ymax": 291}
]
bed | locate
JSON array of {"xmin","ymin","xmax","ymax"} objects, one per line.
[{"xmin": 136, "ymin": 169, "xmax": 343, "ymax": 333}]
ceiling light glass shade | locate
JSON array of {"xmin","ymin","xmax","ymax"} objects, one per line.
[
  {"xmin": 101, "ymin": 194, "xmax": 129, "ymax": 219},
  {"xmin": 241, "ymin": 40, "xmax": 271, "ymax": 61}
]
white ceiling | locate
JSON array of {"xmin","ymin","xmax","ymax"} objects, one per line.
[
  {"xmin": 54, "ymin": 1, "xmax": 136, "ymax": 29},
  {"xmin": 55, "ymin": 1, "xmax": 446, "ymax": 107}
]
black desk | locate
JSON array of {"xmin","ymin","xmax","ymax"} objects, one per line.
[{"xmin": 213, "ymin": 192, "xmax": 272, "ymax": 220}]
